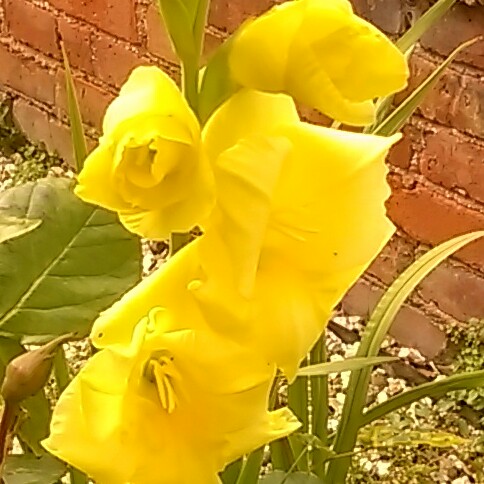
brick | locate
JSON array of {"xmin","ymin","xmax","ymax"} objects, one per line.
[
  {"xmin": 404, "ymin": 54, "xmax": 484, "ymax": 140},
  {"xmin": 387, "ymin": 176, "xmax": 484, "ymax": 271},
  {"xmin": 55, "ymin": 70, "xmax": 114, "ymax": 129},
  {"xmin": 421, "ymin": 4, "xmax": 484, "ymax": 70},
  {"xmin": 209, "ymin": 0, "xmax": 279, "ymax": 33},
  {"xmin": 58, "ymin": 17, "xmax": 94, "ymax": 74},
  {"xmin": 342, "ymin": 280, "xmax": 446, "ymax": 358},
  {"xmin": 368, "ymin": 235, "xmax": 417, "ymax": 285},
  {"xmin": 388, "ymin": 124, "xmax": 422, "ymax": 169},
  {"xmin": 4, "ymin": 0, "xmax": 59, "ymax": 57},
  {"xmin": 12, "ymin": 98, "xmax": 73, "ymax": 165},
  {"xmin": 351, "ymin": 0, "xmax": 406, "ymax": 34},
  {"xmin": 202, "ymin": 30, "xmax": 225, "ymax": 64},
  {"xmin": 145, "ymin": 3, "xmax": 177, "ymax": 63},
  {"xmin": 49, "ymin": 0, "xmax": 138, "ymax": 42},
  {"xmin": 418, "ymin": 262, "xmax": 484, "ymax": 321},
  {"xmin": 0, "ymin": 44, "xmax": 55, "ymax": 105},
  {"xmin": 420, "ymin": 127, "xmax": 484, "ymax": 204},
  {"xmin": 92, "ymin": 33, "xmax": 147, "ymax": 87}
]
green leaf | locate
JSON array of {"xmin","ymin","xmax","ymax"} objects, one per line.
[
  {"xmin": 396, "ymin": 0, "xmax": 457, "ymax": 53},
  {"xmin": 296, "ymin": 356, "xmax": 397, "ymax": 377},
  {"xmin": 0, "ymin": 215, "xmax": 41, "ymax": 245},
  {"xmin": 3, "ymin": 453, "xmax": 66, "ymax": 484},
  {"xmin": 259, "ymin": 471, "xmax": 324, "ymax": 484},
  {"xmin": 157, "ymin": 0, "xmax": 197, "ymax": 63},
  {"xmin": 359, "ymin": 425, "xmax": 469, "ymax": 448},
  {"xmin": 60, "ymin": 42, "xmax": 88, "ymax": 173},
  {"xmin": 0, "ymin": 177, "xmax": 141, "ymax": 343},
  {"xmin": 359, "ymin": 231, "xmax": 484, "ymax": 357},
  {"xmin": 373, "ymin": 38, "xmax": 477, "ymax": 136},
  {"xmin": 198, "ymin": 36, "xmax": 240, "ymax": 124},
  {"xmin": 362, "ymin": 370, "xmax": 484, "ymax": 427}
]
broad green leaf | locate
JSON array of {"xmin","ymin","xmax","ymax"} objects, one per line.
[
  {"xmin": 259, "ymin": 471, "xmax": 323, "ymax": 484},
  {"xmin": 60, "ymin": 42, "xmax": 87, "ymax": 173},
  {"xmin": 373, "ymin": 39, "xmax": 477, "ymax": 136},
  {"xmin": 359, "ymin": 425, "xmax": 469, "ymax": 448},
  {"xmin": 0, "ymin": 338, "xmax": 50, "ymax": 454},
  {"xmin": 157, "ymin": 0, "xmax": 197, "ymax": 63},
  {"xmin": 326, "ymin": 231, "xmax": 484, "ymax": 483},
  {"xmin": 3, "ymin": 453, "xmax": 66, "ymax": 484},
  {"xmin": 396, "ymin": 0, "xmax": 457, "ymax": 53},
  {"xmin": 0, "ymin": 215, "xmax": 41, "ymax": 245},
  {"xmin": 361, "ymin": 370, "xmax": 484, "ymax": 427},
  {"xmin": 0, "ymin": 177, "xmax": 141, "ymax": 343},
  {"xmin": 198, "ymin": 36, "xmax": 240, "ymax": 124},
  {"xmin": 296, "ymin": 356, "xmax": 397, "ymax": 377}
]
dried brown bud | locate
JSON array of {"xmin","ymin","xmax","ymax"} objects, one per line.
[{"xmin": 1, "ymin": 334, "xmax": 74, "ymax": 403}]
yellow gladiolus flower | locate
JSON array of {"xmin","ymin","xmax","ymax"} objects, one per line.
[
  {"xmin": 74, "ymin": 66, "xmax": 214, "ymax": 239},
  {"xmin": 229, "ymin": 0, "xmax": 409, "ymax": 126},
  {"xmin": 43, "ymin": 299, "xmax": 299, "ymax": 483},
  {"xmin": 196, "ymin": 89, "xmax": 400, "ymax": 378}
]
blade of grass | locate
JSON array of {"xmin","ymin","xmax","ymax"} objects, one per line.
[
  {"xmin": 396, "ymin": 0, "xmax": 457, "ymax": 53},
  {"xmin": 60, "ymin": 42, "xmax": 88, "ymax": 173},
  {"xmin": 325, "ymin": 231, "xmax": 484, "ymax": 483},
  {"xmin": 372, "ymin": 38, "xmax": 479, "ymax": 136}
]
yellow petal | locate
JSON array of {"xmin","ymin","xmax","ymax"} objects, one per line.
[
  {"xmin": 202, "ymin": 89, "xmax": 299, "ymax": 163},
  {"xmin": 74, "ymin": 142, "xmax": 130, "ymax": 212},
  {"xmin": 199, "ymin": 134, "xmax": 291, "ymax": 303},
  {"xmin": 103, "ymin": 66, "xmax": 198, "ymax": 141},
  {"xmin": 91, "ymin": 243, "xmax": 201, "ymax": 349},
  {"xmin": 264, "ymin": 122, "xmax": 399, "ymax": 278}
]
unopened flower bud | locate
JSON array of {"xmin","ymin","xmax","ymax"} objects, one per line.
[{"xmin": 1, "ymin": 334, "xmax": 74, "ymax": 403}]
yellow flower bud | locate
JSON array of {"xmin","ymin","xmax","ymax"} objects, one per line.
[
  {"xmin": 74, "ymin": 66, "xmax": 214, "ymax": 240},
  {"xmin": 229, "ymin": 0, "xmax": 409, "ymax": 126}
]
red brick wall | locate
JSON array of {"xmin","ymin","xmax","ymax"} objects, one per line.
[{"xmin": 0, "ymin": 0, "xmax": 483, "ymax": 357}]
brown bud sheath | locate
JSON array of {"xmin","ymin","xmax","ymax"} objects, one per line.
[{"xmin": 0, "ymin": 333, "xmax": 74, "ymax": 404}]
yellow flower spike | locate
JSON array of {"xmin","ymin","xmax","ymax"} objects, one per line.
[
  {"xmin": 197, "ymin": 91, "xmax": 400, "ymax": 378},
  {"xmin": 74, "ymin": 66, "xmax": 214, "ymax": 239},
  {"xmin": 43, "ymin": 310, "xmax": 300, "ymax": 484},
  {"xmin": 229, "ymin": 0, "xmax": 409, "ymax": 125}
]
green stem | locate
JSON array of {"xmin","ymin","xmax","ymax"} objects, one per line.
[
  {"xmin": 182, "ymin": 0, "xmax": 211, "ymax": 114},
  {"xmin": 220, "ymin": 459, "xmax": 243, "ymax": 484},
  {"xmin": 287, "ymin": 358, "xmax": 309, "ymax": 471},
  {"xmin": 270, "ymin": 438, "xmax": 294, "ymax": 472},
  {"xmin": 310, "ymin": 335, "xmax": 328, "ymax": 477},
  {"xmin": 234, "ymin": 447, "xmax": 264, "ymax": 484},
  {"xmin": 181, "ymin": 59, "xmax": 199, "ymax": 113}
]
